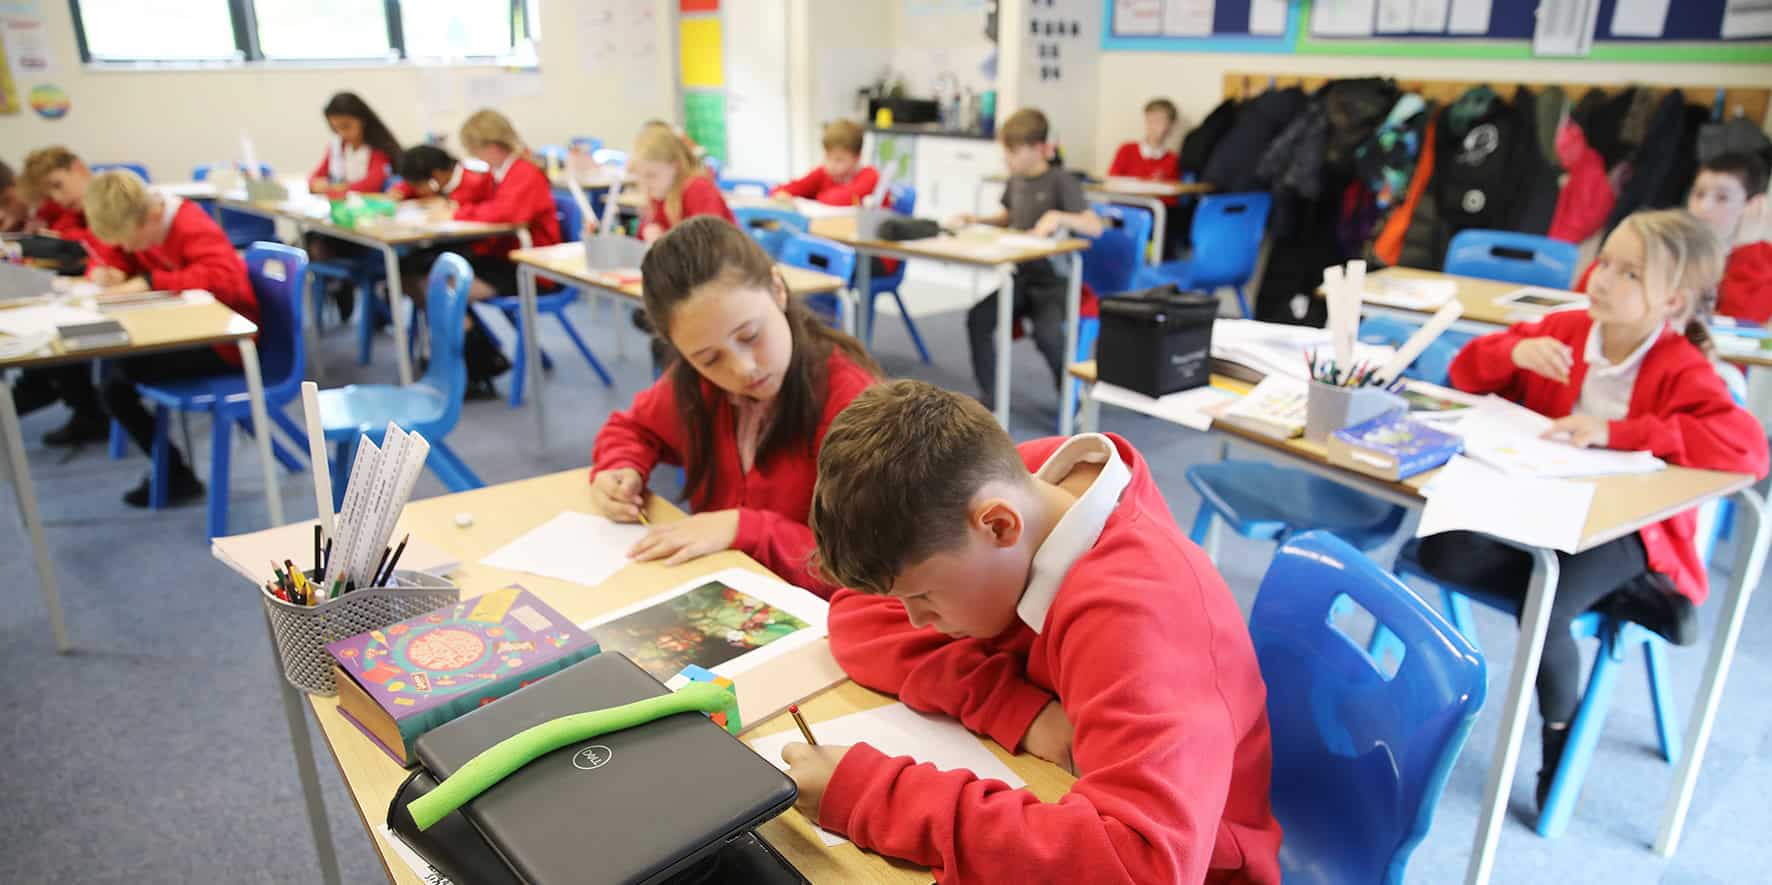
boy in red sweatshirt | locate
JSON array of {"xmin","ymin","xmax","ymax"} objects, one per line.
[
  {"xmin": 1107, "ymin": 98, "xmax": 1183, "ymax": 258},
  {"xmin": 773, "ymin": 119, "xmax": 881, "ymax": 206},
  {"xmin": 785, "ymin": 379, "xmax": 1283, "ymax": 884},
  {"xmin": 84, "ymin": 169, "xmax": 258, "ymax": 507}
]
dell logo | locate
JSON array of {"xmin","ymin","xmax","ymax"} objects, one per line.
[{"xmin": 572, "ymin": 745, "xmax": 613, "ymax": 771}]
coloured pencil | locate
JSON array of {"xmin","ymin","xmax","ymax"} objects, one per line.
[
  {"xmin": 378, "ymin": 534, "xmax": 410, "ymax": 587},
  {"xmin": 788, "ymin": 704, "xmax": 818, "ymax": 746}
]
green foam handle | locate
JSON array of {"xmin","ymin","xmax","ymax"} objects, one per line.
[{"xmin": 407, "ymin": 682, "xmax": 738, "ymax": 830}]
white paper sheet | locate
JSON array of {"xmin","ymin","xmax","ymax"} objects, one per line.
[
  {"xmin": 1532, "ymin": 0, "xmax": 1601, "ymax": 57},
  {"xmin": 1376, "ymin": 0, "xmax": 1414, "ymax": 33},
  {"xmin": 1364, "ymin": 277, "xmax": 1457, "ymax": 310},
  {"xmin": 1162, "ymin": 0, "xmax": 1214, "ymax": 36},
  {"xmin": 1417, "ymin": 456, "xmax": 1595, "ymax": 553},
  {"xmin": 1311, "ymin": 0, "xmax": 1377, "ymax": 36},
  {"xmin": 481, "ymin": 511, "xmax": 649, "ymax": 588},
  {"xmin": 377, "ymin": 825, "xmax": 455, "ymax": 885},
  {"xmin": 1724, "ymin": 0, "xmax": 1772, "ymax": 38},
  {"xmin": 0, "ymin": 303, "xmax": 106, "ymax": 337},
  {"xmin": 577, "ymin": 567, "xmax": 829, "ymax": 679},
  {"xmin": 1452, "ymin": 398, "xmax": 1666, "ymax": 478},
  {"xmin": 745, "ymin": 702, "xmax": 1028, "ymax": 846},
  {"xmin": 1089, "ymin": 382, "xmax": 1239, "ymax": 431},
  {"xmin": 1249, "ymin": 0, "xmax": 1289, "ymax": 34},
  {"xmin": 1609, "ymin": 0, "xmax": 1670, "ymax": 37},
  {"xmin": 1412, "ymin": 0, "xmax": 1451, "ymax": 32},
  {"xmin": 1112, "ymin": 0, "xmax": 1162, "ymax": 35},
  {"xmin": 1448, "ymin": 0, "xmax": 1493, "ymax": 33}
]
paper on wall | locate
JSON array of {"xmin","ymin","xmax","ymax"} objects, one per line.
[
  {"xmin": 1411, "ymin": 0, "xmax": 1451, "ymax": 32},
  {"xmin": 1609, "ymin": 0, "xmax": 1671, "ymax": 37},
  {"xmin": 1532, "ymin": 0, "xmax": 1601, "ymax": 57},
  {"xmin": 1, "ymin": 13, "xmax": 53, "ymax": 76},
  {"xmin": 1249, "ymin": 0, "xmax": 1289, "ymax": 34},
  {"xmin": 1723, "ymin": 0, "xmax": 1772, "ymax": 38},
  {"xmin": 1448, "ymin": 0, "xmax": 1493, "ymax": 33},
  {"xmin": 1376, "ymin": 0, "xmax": 1413, "ymax": 33},
  {"xmin": 1310, "ymin": 0, "xmax": 1377, "ymax": 37},
  {"xmin": 1161, "ymin": 0, "xmax": 1213, "ymax": 36}
]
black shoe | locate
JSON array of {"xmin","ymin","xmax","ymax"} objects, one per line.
[
  {"xmin": 464, "ymin": 379, "xmax": 500, "ymax": 401},
  {"xmin": 1596, "ymin": 573, "xmax": 1699, "ymax": 646},
  {"xmin": 328, "ymin": 280, "xmax": 356, "ymax": 322},
  {"xmin": 122, "ymin": 467, "xmax": 205, "ymax": 508},
  {"xmin": 10, "ymin": 377, "xmax": 59, "ymax": 416},
  {"xmin": 42, "ymin": 412, "xmax": 110, "ymax": 448},
  {"xmin": 1536, "ymin": 722, "xmax": 1571, "ymax": 813}
]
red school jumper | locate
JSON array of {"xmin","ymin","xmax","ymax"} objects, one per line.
[
  {"xmin": 308, "ymin": 143, "xmax": 394, "ymax": 194},
  {"xmin": 819, "ymin": 433, "xmax": 1284, "ymax": 885},
  {"xmin": 588, "ymin": 349, "xmax": 876, "ymax": 598},
  {"xmin": 1108, "ymin": 142, "xmax": 1182, "ymax": 205},
  {"xmin": 1450, "ymin": 310, "xmax": 1769, "ymax": 602},
  {"xmin": 454, "ymin": 156, "xmax": 562, "ymax": 255},
  {"xmin": 88, "ymin": 197, "xmax": 257, "ymax": 365},
  {"xmin": 1573, "ymin": 242, "xmax": 1772, "ymax": 325},
  {"xmin": 35, "ymin": 199, "xmax": 116, "ymax": 258},
  {"xmin": 773, "ymin": 166, "xmax": 881, "ymax": 206},
  {"xmin": 643, "ymin": 175, "xmax": 737, "ymax": 233}
]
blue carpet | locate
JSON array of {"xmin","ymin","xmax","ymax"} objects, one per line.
[{"xmin": 2, "ymin": 291, "xmax": 1768, "ymax": 883}]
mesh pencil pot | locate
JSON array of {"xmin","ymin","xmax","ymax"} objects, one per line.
[{"xmin": 261, "ymin": 570, "xmax": 460, "ymax": 696}]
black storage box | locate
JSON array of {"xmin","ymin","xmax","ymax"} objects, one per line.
[
  {"xmin": 1096, "ymin": 286, "xmax": 1218, "ymax": 397},
  {"xmin": 867, "ymin": 97, "xmax": 940, "ymax": 125}
]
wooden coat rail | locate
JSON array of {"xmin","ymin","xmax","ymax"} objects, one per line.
[{"xmin": 1223, "ymin": 73, "xmax": 1770, "ymax": 127}]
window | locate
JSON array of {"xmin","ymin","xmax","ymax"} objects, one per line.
[
  {"xmin": 254, "ymin": 0, "xmax": 393, "ymax": 60},
  {"xmin": 72, "ymin": 0, "xmax": 535, "ymax": 65},
  {"xmin": 75, "ymin": 0, "xmax": 240, "ymax": 62}
]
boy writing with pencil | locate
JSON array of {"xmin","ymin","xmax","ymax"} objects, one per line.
[
  {"xmin": 782, "ymin": 379, "xmax": 1283, "ymax": 884},
  {"xmin": 773, "ymin": 119, "xmax": 880, "ymax": 206}
]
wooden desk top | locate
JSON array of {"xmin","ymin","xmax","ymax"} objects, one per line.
[
  {"xmin": 811, "ymin": 216, "xmax": 1088, "ymax": 267},
  {"xmin": 0, "ymin": 297, "xmax": 256, "ymax": 370},
  {"xmin": 508, "ymin": 243, "xmax": 847, "ymax": 301},
  {"xmin": 1091, "ymin": 177, "xmax": 1214, "ymax": 198},
  {"xmin": 218, "ymin": 196, "xmax": 520, "ymax": 246},
  {"xmin": 223, "ymin": 469, "xmax": 1069, "ymax": 884},
  {"xmin": 1069, "ymin": 360, "xmax": 1754, "ymax": 553}
]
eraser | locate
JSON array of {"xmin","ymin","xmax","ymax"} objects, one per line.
[{"xmin": 454, "ymin": 512, "xmax": 473, "ymax": 528}]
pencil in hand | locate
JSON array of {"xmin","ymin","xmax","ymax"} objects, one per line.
[{"xmin": 789, "ymin": 704, "xmax": 818, "ymax": 746}]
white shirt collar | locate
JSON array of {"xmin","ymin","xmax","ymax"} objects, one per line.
[
  {"xmin": 491, "ymin": 153, "xmax": 519, "ymax": 183},
  {"xmin": 1017, "ymin": 434, "xmax": 1133, "ymax": 632},
  {"xmin": 158, "ymin": 193, "xmax": 183, "ymax": 237},
  {"xmin": 1139, "ymin": 142, "xmax": 1167, "ymax": 160},
  {"xmin": 442, "ymin": 165, "xmax": 464, "ymax": 195},
  {"xmin": 329, "ymin": 137, "xmax": 372, "ymax": 183},
  {"xmin": 1584, "ymin": 322, "xmax": 1663, "ymax": 377}
]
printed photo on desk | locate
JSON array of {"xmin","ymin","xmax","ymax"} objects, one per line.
[{"xmin": 579, "ymin": 568, "xmax": 828, "ymax": 681}]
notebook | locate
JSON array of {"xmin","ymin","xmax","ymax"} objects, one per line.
[{"xmin": 404, "ymin": 653, "xmax": 798, "ymax": 885}]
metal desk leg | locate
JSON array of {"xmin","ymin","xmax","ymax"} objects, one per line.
[
  {"xmin": 0, "ymin": 381, "xmax": 68, "ymax": 652},
  {"xmin": 518, "ymin": 264, "xmax": 546, "ymax": 446},
  {"xmin": 1145, "ymin": 196, "xmax": 1167, "ymax": 261},
  {"xmin": 1059, "ymin": 252, "xmax": 1082, "ymax": 435},
  {"xmin": 1466, "ymin": 548, "xmax": 1561, "ymax": 885},
  {"xmin": 993, "ymin": 264, "xmax": 1015, "ymax": 429},
  {"xmin": 380, "ymin": 244, "xmax": 414, "ymax": 387},
  {"xmin": 266, "ymin": 610, "xmax": 342, "ymax": 885},
  {"xmin": 1656, "ymin": 488, "xmax": 1770, "ymax": 855},
  {"xmin": 853, "ymin": 251, "xmax": 873, "ymax": 345},
  {"xmin": 238, "ymin": 340, "xmax": 286, "ymax": 528},
  {"xmin": 1078, "ymin": 382, "xmax": 1101, "ymax": 434}
]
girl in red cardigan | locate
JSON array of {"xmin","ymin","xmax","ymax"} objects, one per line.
[
  {"xmin": 307, "ymin": 92, "xmax": 401, "ymax": 197},
  {"xmin": 1425, "ymin": 208, "xmax": 1769, "ymax": 813},
  {"xmin": 631, "ymin": 124, "xmax": 734, "ymax": 243},
  {"xmin": 588, "ymin": 217, "xmax": 879, "ymax": 597}
]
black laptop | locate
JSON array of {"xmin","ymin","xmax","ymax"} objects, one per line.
[{"xmin": 387, "ymin": 652, "xmax": 803, "ymax": 885}]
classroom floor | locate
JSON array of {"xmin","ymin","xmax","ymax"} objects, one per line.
[{"xmin": 3, "ymin": 286, "xmax": 1769, "ymax": 884}]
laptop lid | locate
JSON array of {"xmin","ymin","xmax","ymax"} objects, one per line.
[{"xmin": 412, "ymin": 653, "xmax": 797, "ymax": 885}]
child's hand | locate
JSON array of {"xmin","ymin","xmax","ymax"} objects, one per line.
[
  {"xmin": 781, "ymin": 742, "xmax": 852, "ymax": 821},
  {"xmin": 307, "ymin": 176, "xmax": 329, "ymax": 195},
  {"xmin": 628, "ymin": 509, "xmax": 740, "ymax": 565},
  {"xmin": 89, "ymin": 266, "xmax": 127, "ymax": 286},
  {"xmin": 589, "ymin": 467, "xmax": 645, "ymax": 522},
  {"xmin": 1736, "ymin": 195, "xmax": 1770, "ymax": 248},
  {"xmin": 1544, "ymin": 414, "xmax": 1609, "ymax": 448},
  {"xmin": 947, "ymin": 212, "xmax": 975, "ymax": 229},
  {"xmin": 101, "ymin": 277, "xmax": 151, "ymax": 295},
  {"xmin": 1031, "ymin": 210, "xmax": 1064, "ymax": 238},
  {"xmin": 1023, "ymin": 700, "xmax": 1075, "ymax": 774},
  {"xmin": 641, "ymin": 222, "xmax": 665, "ymax": 243},
  {"xmin": 1512, "ymin": 337, "xmax": 1574, "ymax": 384}
]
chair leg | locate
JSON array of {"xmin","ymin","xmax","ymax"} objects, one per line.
[
  {"xmin": 1643, "ymin": 634, "xmax": 1683, "ymax": 764},
  {"xmin": 356, "ymin": 281, "xmax": 376, "ymax": 366},
  {"xmin": 149, "ymin": 405, "xmax": 171, "ymax": 510},
  {"xmin": 208, "ymin": 409, "xmax": 233, "ymax": 539},
  {"xmin": 508, "ymin": 311, "xmax": 528, "ymax": 408},
  {"xmin": 1443, "ymin": 589, "xmax": 1480, "ymax": 649},
  {"xmin": 180, "ymin": 412, "xmax": 196, "ymax": 480},
  {"xmin": 1537, "ymin": 626, "xmax": 1627, "ymax": 838},
  {"xmin": 555, "ymin": 313, "xmax": 615, "ymax": 387},
  {"xmin": 891, "ymin": 290, "xmax": 933, "ymax": 364},
  {"xmin": 268, "ymin": 409, "xmax": 312, "ymax": 464},
  {"xmin": 425, "ymin": 440, "xmax": 485, "ymax": 492},
  {"xmin": 108, "ymin": 419, "xmax": 127, "ymax": 460}
]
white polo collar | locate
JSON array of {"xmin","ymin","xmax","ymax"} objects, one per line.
[
  {"xmin": 1584, "ymin": 322, "xmax": 1663, "ymax": 377},
  {"xmin": 1139, "ymin": 142, "xmax": 1167, "ymax": 160},
  {"xmin": 1017, "ymin": 433, "xmax": 1132, "ymax": 632},
  {"xmin": 159, "ymin": 193, "xmax": 183, "ymax": 237},
  {"xmin": 442, "ymin": 165, "xmax": 464, "ymax": 195},
  {"xmin": 491, "ymin": 153, "xmax": 518, "ymax": 183}
]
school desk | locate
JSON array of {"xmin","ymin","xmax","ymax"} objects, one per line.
[
  {"xmin": 505, "ymin": 242, "xmax": 848, "ymax": 444},
  {"xmin": 978, "ymin": 174, "xmax": 1213, "ymax": 261},
  {"xmin": 212, "ymin": 469, "xmax": 1073, "ymax": 885},
  {"xmin": 1067, "ymin": 359, "xmax": 1769, "ymax": 883},
  {"xmin": 3, "ymin": 295, "xmax": 285, "ymax": 653},
  {"xmin": 218, "ymin": 193, "xmax": 526, "ymax": 387},
  {"xmin": 811, "ymin": 214, "xmax": 1090, "ymax": 430}
]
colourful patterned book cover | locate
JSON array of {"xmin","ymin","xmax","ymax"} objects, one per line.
[{"xmin": 326, "ymin": 587, "xmax": 599, "ymax": 764}]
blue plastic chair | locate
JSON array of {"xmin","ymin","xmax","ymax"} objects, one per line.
[
  {"xmin": 317, "ymin": 253, "xmax": 484, "ymax": 505},
  {"xmin": 482, "ymin": 192, "xmax": 615, "ymax": 407},
  {"xmin": 193, "ymin": 163, "xmax": 279, "ymax": 249},
  {"xmin": 703, "ymin": 155, "xmax": 724, "ymax": 178},
  {"xmin": 134, "ymin": 243, "xmax": 312, "ymax": 538},
  {"xmin": 732, "ymin": 206, "xmax": 810, "ymax": 259},
  {"xmin": 1253, "ymin": 532, "xmax": 1486, "ymax": 885},
  {"xmin": 1093, "ymin": 203, "xmax": 1154, "ymax": 266},
  {"xmin": 719, "ymin": 177, "xmax": 777, "ymax": 196},
  {"xmin": 859, "ymin": 184, "xmax": 933, "ymax": 364},
  {"xmin": 592, "ymin": 148, "xmax": 628, "ymax": 168},
  {"xmin": 570, "ymin": 136, "xmax": 603, "ymax": 153},
  {"xmin": 1394, "ymin": 493, "xmax": 1733, "ymax": 838},
  {"xmin": 1133, "ymin": 192, "xmax": 1271, "ymax": 318},
  {"xmin": 1443, "ymin": 230, "xmax": 1580, "ymax": 289},
  {"xmin": 1357, "ymin": 315, "xmax": 1473, "ymax": 388},
  {"xmin": 1187, "ymin": 460, "xmax": 1409, "ymax": 558},
  {"xmin": 778, "ymin": 232, "xmax": 856, "ymax": 330},
  {"xmin": 91, "ymin": 162, "xmax": 151, "ymax": 181},
  {"xmin": 536, "ymin": 145, "xmax": 568, "ymax": 168}
]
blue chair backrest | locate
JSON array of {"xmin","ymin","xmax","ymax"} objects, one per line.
[
  {"xmin": 734, "ymin": 207, "xmax": 810, "ymax": 258},
  {"xmin": 1188, "ymin": 192, "xmax": 1271, "ymax": 287},
  {"xmin": 1093, "ymin": 202, "xmax": 1155, "ymax": 264},
  {"xmin": 888, "ymin": 184, "xmax": 917, "ymax": 216},
  {"xmin": 703, "ymin": 155, "xmax": 724, "ymax": 178},
  {"xmin": 1252, "ymin": 532, "xmax": 1486, "ymax": 885},
  {"xmin": 778, "ymin": 232, "xmax": 857, "ymax": 284},
  {"xmin": 1356, "ymin": 316, "xmax": 1472, "ymax": 387},
  {"xmin": 422, "ymin": 253, "xmax": 475, "ymax": 432},
  {"xmin": 244, "ymin": 242, "xmax": 309, "ymax": 400},
  {"xmin": 592, "ymin": 148, "xmax": 628, "ymax": 168},
  {"xmin": 551, "ymin": 191, "xmax": 585, "ymax": 244},
  {"xmin": 92, "ymin": 162, "xmax": 151, "ymax": 182},
  {"xmin": 537, "ymin": 145, "xmax": 567, "ymax": 167},
  {"xmin": 1080, "ymin": 228, "xmax": 1140, "ymax": 297},
  {"xmin": 719, "ymin": 177, "xmax": 777, "ymax": 196},
  {"xmin": 193, "ymin": 163, "xmax": 273, "ymax": 181},
  {"xmin": 1444, "ymin": 230, "xmax": 1580, "ymax": 289},
  {"xmin": 570, "ymin": 136, "xmax": 603, "ymax": 153}
]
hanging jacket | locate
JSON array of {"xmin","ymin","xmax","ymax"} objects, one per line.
[
  {"xmin": 1533, "ymin": 86, "xmax": 1569, "ymax": 170},
  {"xmin": 1608, "ymin": 91, "xmax": 1691, "ymax": 227},
  {"xmin": 1323, "ymin": 78, "xmax": 1400, "ymax": 174},
  {"xmin": 1203, "ymin": 87, "xmax": 1307, "ymax": 193},
  {"xmin": 1549, "ymin": 118, "xmax": 1615, "ymax": 244},
  {"xmin": 1434, "ymin": 87, "xmax": 1526, "ymax": 236},
  {"xmin": 1651, "ymin": 104, "xmax": 1710, "ymax": 210},
  {"xmin": 1178, "ymin": 98, "xmax": 1240, "ymax": 177},
  {"xmin": 1257, "ymin": 103, "xmax": 1329, "ymax": 201},
  {"xmin": 1355, "ymin": 94, "xmax": 1429, "ymax": 210},
  {"xmin": 1373, "ymin": 105, "xmax": 1440, "ymax": 267},
  {"xmin": 1511, "ymin": 87, "xmax": 1564, "ymax": 236},
  {"xmin": 1572, "ymin": 87, "xmax": 1639, "ymax": 169}
]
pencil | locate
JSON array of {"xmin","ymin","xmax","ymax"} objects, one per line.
[
  {"xmin": 370, "ymin": 546, "xmax": 392, "ymax": 590},
  {"xmin": 378, "ymin": 533, "xmax": 410, "ymax": 587},
  {"xmin": 313, "ymin": 524, "xmax": 323, "ymax": 575},
  {"xmin": 788, "ymin": 704, "xmax": 818, "ymax": 746}
]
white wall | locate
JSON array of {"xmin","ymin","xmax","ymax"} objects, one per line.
[
  {"xmin": 0, "ymin": 1, "xmax": 679, "ymax": 182},
  {"xmin": 723, "ymin": 0, "xmax": 793, "ymax": 181},
  {"xmin": 800, "ymin": 0, "xmax": 895, "ymax": 171},
  {"xmin": 1089, "ymin": 51, "xmax": 1772, "ymax": 178},
  {"xmin": 890, "ymin": 2, "xmax": 996, "ymax": 101},
  {"xmin": 1012, "ymin": 0, "xmax": 1102, "ymax": 170}
]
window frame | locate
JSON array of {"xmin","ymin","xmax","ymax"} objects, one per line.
[{"xmin": 68, "ymin": 0, "xmax": 533, "ymax": 68}]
